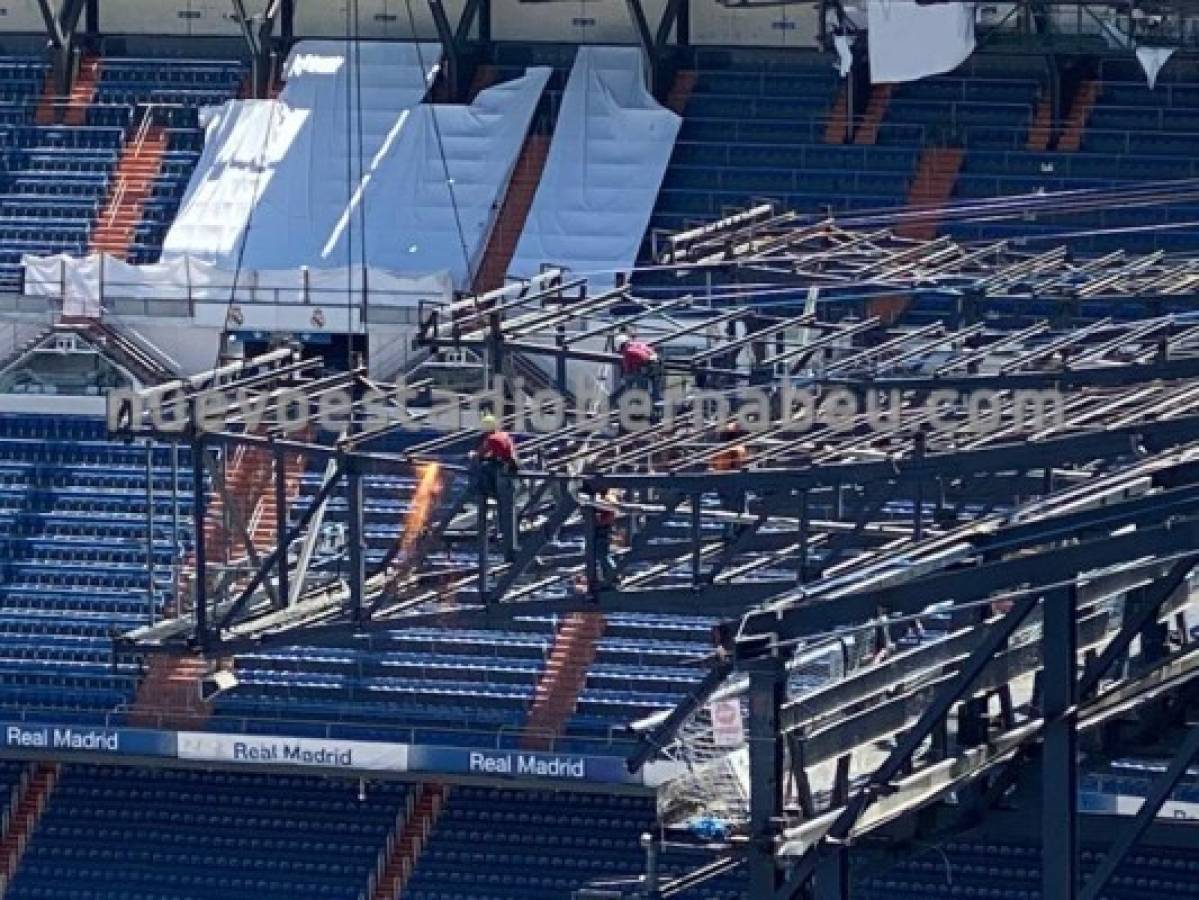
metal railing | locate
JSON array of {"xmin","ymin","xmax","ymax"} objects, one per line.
[
  {"xmin": 360, "ymin": 790, "xmax": 415, "ymax": 900},
  {"xmin": 102, "ymin": 110, "xmax": 158, "ymax": 230}
]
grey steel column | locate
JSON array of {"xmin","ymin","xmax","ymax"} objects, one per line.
[
  {"xmin": 192, "ymin": 441, "xmax": 208, "ymax": 649},
  {"xmin": 274, "ymin": 445, "xmax": 289, "ymax": 608},
  {"xmin": 747, "ymin": 654, "xmax": 786, "ymax": 898},
  {"xmin": 347, "ymin": 457, "xmax": 364, "ymax": 623},
  {"xmin": 1042, "ymin": 584, "xmax": 1079, "ymax": 900}
]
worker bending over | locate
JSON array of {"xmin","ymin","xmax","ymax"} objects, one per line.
[{"xmin": 613, "ymin": 332, "xmax": 662, "ymax": 404}]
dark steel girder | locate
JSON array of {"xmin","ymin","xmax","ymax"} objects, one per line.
[
  {"xmin": 782, "ymin": 596, "xmax": 1041, "ymax": 895},
  {"xmin": 739, "ymin": 510, "xmax": 1199, "ymax": 651},
  {"xmin": 588, "ymin": 412, "xmax": 1199, "ymax": 493}
]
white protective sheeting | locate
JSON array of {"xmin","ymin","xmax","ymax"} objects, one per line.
[
  {"xmin": 161, "ymin": 39, "xmax": 548, "ymax": 288},
  {"xmin": 162, "ymin": 40, "xmax": 443, "ymax": 268},
  {"xmin": 867, "ymin": 0, "xmax": 975, "ymax": 84},
  {"xmin": 22, "ymin": 252, "xmax": 453, "ymax": 309},
  {"xmin": 354, "ymin": 67, "xmax": 551, "ymax": 285},
  {"xmin": 507, "ymin": 46, "xmax": 681, "ymax": 289}
]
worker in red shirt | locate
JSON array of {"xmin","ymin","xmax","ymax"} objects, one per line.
[
  {"xmin": 470, "ymin": 413, "xmax": 519, "ymax": 558},
  {"xmin": 471, "ymin": 413, "xmax": 518, "ymax": 493},
  {"xmin": 613, "ymin": 331, "xmax": 662, "ymax": 405}
]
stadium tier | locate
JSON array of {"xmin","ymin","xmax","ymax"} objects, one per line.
[{"xmin": 0, "ymin": 20, "xmax": 1197, "ymax": 900}]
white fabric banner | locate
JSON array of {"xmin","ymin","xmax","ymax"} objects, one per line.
[
  {"xmin": 1137, "ymin": 46, "xmax": 1176, "ymax": 90},
  {"xmin": 163, "ymin": 40, "xmax": 443, "ymax": 269},
  {"xmin": 507, "ymin": 46, "xmax": 681, "ymax": 289},
  {"xmin": 867, "ymin": 0, "xmax": 976, "ymax": 83},
  {"xmin": 177, "ymin": 731, "xmax": 408, "ymax": 772},
  {"xmin": 161, "ymin": 39, "xmax": 546, "ymax": 290}
]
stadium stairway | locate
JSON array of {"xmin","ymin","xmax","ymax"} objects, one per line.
[
  {"xmin": 1057, "ymin": 78, "xmax": 1101, "ymax": 152},
  {"xmin": 472, "ymin": 133, "xmax": 550, "ymax": 293},
  {"xmin": 665, "ymin": 68, "xmax": 698, "ymax": 115},
  {"xmin": 897, "ymin": 145, "xmax": 965, "ymax": 240},
  {"xmin": 249, "ymin": 444, "xmax": 307, "ymax": 550},
  {"xmin": 127, "ymin": 652, "xmax": 212, "ymax": 729},
  {"xmin": 522, "ymin": 611, "xmax": 606, "ymax": 750},
  {"xmin": 62, "ymin": 56, "xmax": 100, "ymax": 127},
  {"xmin": 825, "ymin": 83, "xmax": 850, "ymax": 144},
  {"xmin": 0, "ymin": 763, "xmax": 60, "ymax": 892},
  {"xmin": 1026, "ymin": 92, "xmax": 1053, "ymax": 150},
  {"xmin": 370, "ymin": 782, "xmax": 451, "ymax": 900},
  {"xmin": 88, "ymin": 122, "xmax": 168, "ymax": 259},
  {"xmin": 202, "ymin": 441, "xmax": 274, "ymax": 561},
  {"xmin": 854, "ymin": 83, "xmax": 893, "ymax": 145},
  {"xmin": 32, "ymin": 69, "xmax": 56, "ymax": 126}
]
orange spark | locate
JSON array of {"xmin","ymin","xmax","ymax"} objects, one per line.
[{"xmin": 399, "ymin": 462, "xmax": 442, "ymax": 560}]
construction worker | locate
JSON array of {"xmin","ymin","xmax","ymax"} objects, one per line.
[
  {"xmin": 593, "ymin": 487, "xmax": 621, "ymax": 589},
  {"xmin": 470, "ymin": 413, "xmax": 519, "ymax": 558},
  {"xmin": 711, "ymin": 423, "xmax": 749, "ymax": 539},
  {"xmin": 471, "ymin": 414, "xmax": 518, "ymax": 493},
  {"xmin": 613, "ymin": 331, "xmax": 662, "ymax": 405}
]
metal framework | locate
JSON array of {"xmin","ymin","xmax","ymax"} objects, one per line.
[{"xmin": 106, "ymin": 219, "xmax": 1199, "ymax": 899}]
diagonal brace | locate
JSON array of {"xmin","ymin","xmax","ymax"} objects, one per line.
[{"xmin": 779, "ymin": 595, "xmax": 1039, "ymax": 898}]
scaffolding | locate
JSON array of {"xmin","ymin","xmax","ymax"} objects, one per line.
[{"xmin": 108, "ymin": 215, "xmax": 1199, "ymax": 900}]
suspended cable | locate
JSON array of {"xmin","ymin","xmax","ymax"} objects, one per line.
[
  {"xmin": 210, "ymin": 56, "xmax": 283, "ymax": 370},
  {"xmin": 353, "ymin": 0, "xmax": 369, "ymax": 336},
  {"xmin": 401, "ymin": 0, "xmax": 473, "ymax": 288}
]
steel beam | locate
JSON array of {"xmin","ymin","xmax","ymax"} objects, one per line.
[
  {"xmin": 347, "ymin": 457, "xmax": 365, "ymax": 623},
  {"xmin": 214, "ymin": 463, "xmax": 346, "ymax": 632},
  {"xmin": 145, "ymin": 442, "xmax": 156, "ymax": 626},
  {"xmin": 274, "ymin": 445, "xmax": 290, "ymax": 609},
  {"xmin": 1079, "ymin": 554, "xmax": 1198, "ymax": 696},
  {"xmin": 191, "ymin": 442, "xmax": 209, "ymax": 650},
  {"xmin": 626, "ymin": 657, "xmax": 734, "ymax": 772},
  {"xmin": 747, "ymin": 655, "xmax": 786, "ymax": 898},
  {"xmin": 428, "ymin": 0, "xmax": 461, "ymax": 100},
  {"xmin": 746, "ymin": 514, "xmax": 1199, "ymax": 649},
  {"xmin": 1041, "ymin": 585, "xmax": 1079, "ymax": 900},
  {"xmin": 782, "ymin": 596, "xmax": 1037, "ymax": 896}
]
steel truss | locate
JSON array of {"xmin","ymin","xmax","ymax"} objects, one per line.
[{"xmin": 106, "ymin": 221, "xmax": 1199, "ymax": 900}]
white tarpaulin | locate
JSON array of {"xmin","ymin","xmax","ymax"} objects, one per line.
[
  {"xmin": 348, "ymin": 67, "xmax": 551, "ymax": 286},
  {"xmin": 162, "ymin": 40, "xmax": 443, "ymax": 268},
  {"xmin": 160, "ymin": 39, "xmax": 547, "ymax": 289},
  {"xmin": 507, "ymin": 46, "xmax": 681, "ymax": 289},
  {"xmin": 26, "ymin": 39, "xmax": 549, "ymax": 304},
  {"xmin": 868, "ymin": 0, "xmax": 976, "ymax": 83}
]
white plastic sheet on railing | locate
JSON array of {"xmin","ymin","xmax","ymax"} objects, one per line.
[
  {"xmin": 21, "ymin": 252, "xmax": 453, "ymax": 309},
  {"xmin": 507, "ymin": 46, "xmax": 681, "ymax": 290}
]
